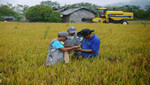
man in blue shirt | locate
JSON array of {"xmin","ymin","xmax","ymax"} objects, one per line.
[{"xmin": 77, "ymin": 29, "xmax": 100, "ymax": 58}]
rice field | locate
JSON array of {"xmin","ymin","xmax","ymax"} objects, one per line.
[{"xmin": 0, "ymin": 22, "xmax": 150, "ymax": 84}]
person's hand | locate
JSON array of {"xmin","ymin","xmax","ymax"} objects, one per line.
[
  {"xmin": 74, "ymin": 48, "xmax": 82, "ymax": 51},
  {"xmin": 64, "ymin": 45, "xmax": 72, "ymax": 48},
  {"xmin": 72, "ymin": 46, "xmax": 80, "ymax": 49}
]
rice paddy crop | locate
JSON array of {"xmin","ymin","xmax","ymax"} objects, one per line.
[{"xmin": 0, "ymin": 22, "xmax": 150, "ymax": 84}]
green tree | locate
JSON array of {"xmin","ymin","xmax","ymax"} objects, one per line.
[
  {"xmin": 14, "ymin": 5, "xmax": 29, "ymax": 15},
  {"xmin": 134, "ymin": 9, "xmax": 148, "ymax": 19},
  {"xmin": 25, "ymin": 5, "xmax": 62, "ymax": 22},
  {"xmin": 145, "ymin": 5, "xmax": 150, "ymax": 19},
  {"xmin": 0, "ymin": 4, "xmax": 19, "ymax": 21},
  {"xmin": 40, "ymin": 1, "xmax": 61, "ymax": 10},
  {"xmin": 13, "ymin": 5, "xmax": 29, "ymax": 21},
  {"xmin": 48, "ymin": 11, "xmax": 62, "ymax": 22},
  {"xmin": 25, "ymin": 5, "xmax": 53, "ymax": 22}
]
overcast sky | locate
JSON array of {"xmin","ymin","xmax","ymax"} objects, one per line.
[{"xmin": 0, "ymin": 0, "xmax": 132, "ymax": 6}]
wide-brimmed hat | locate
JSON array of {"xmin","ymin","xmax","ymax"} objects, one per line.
[{"xmin": 77, "ymin": 29, "xmax": 94, "ymax": 37}]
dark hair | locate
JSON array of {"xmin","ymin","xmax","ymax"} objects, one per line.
[{"xmin": 58, "ymin": 35, "xmax": 66, "ymax": 37}]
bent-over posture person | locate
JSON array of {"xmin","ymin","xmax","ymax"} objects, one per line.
[{"xmin": 46, "ymin": 32, "xmax": 79, "ymax": 66}]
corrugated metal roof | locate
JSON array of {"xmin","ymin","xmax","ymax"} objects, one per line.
[
  {"xmin": 62, "ymin": 8, "xmax": 95, "ymax": 15},
  {"xmin": 62, "ymin": 8, "xmax": 81, "ymax": 15},
  {"xmin": 2, "ymin": 16, "xmax": 14, "ymax": 18},
  {"xmin": 1, "ymin": 16, "xmax": 15, "ymax": 19},
  {"xmin": 57, "ymin": 7, "xmax": 68, "ymax": 12}
]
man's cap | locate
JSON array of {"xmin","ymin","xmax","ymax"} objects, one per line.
[
  {"xmin": 77, "ymin": 29, "xmax": 94, "ymax": 37},
  {"xmin": 58, "ymin": 32, "xmax": 70, "ymax": 39},
  {"xmin": 68, "ymin": 26, "xmax": 77, "ymax": 33}
]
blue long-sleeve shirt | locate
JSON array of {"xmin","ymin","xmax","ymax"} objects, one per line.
[{"xmin": 81, "ymin": 34, "xmax": 100, "ymax": 58}]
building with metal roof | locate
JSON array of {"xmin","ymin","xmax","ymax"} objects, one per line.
[
  {"xmin": 58, "ymin": 8, "xmax": 96, "ymax": 23},
  {"xmin": 1, "ymin": 16, "xmax": 15, "ymax": 21}
]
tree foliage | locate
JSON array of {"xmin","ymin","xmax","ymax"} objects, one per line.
[
  {"xmin": 0, "ymin": 5, "xmax": 14, "ymax": 16},
  {"xmin": 25, "ymin": 5, "xmax": 62, "ymax": 22},
  {"xmin": 14, "ymin": 5, "xmax": 29, "ymax": 15},
  {"xmin": 25, "ymin": 5, "xmax": 52, "ymax": 22},
  {"xmin": 0, "ymin": 4, "xmax": 19, "ymax": 21},
  {"xmin": 40, "ymin": 1, "xmax": 61, "ymax": 10},
  {"xmin": 145, "ymin": 5, "xmax": 150, "ymax": 19},
  {"xmin": 48, "ymin": 12, "xmax": 62, "ymax": 22}
]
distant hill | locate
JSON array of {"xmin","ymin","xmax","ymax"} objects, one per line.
[{"xmin": 106, "ymin": 0, "xmax": 150, "ymax": 9}]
